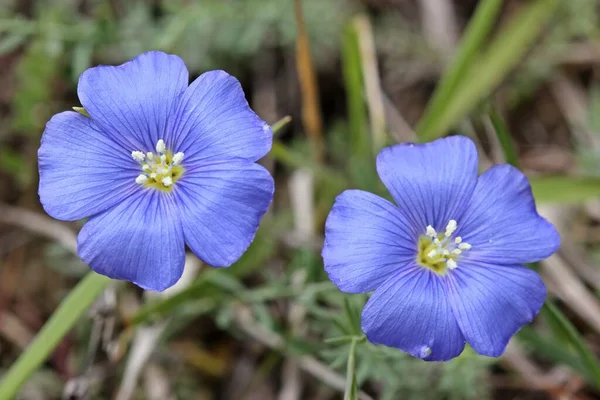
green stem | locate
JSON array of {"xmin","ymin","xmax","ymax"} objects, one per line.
[
  {"xmin": 0, "ymin": 272, "xmax": 111, "ymax": 399},
  {"xmin": 344, "ymin": 338, "xmax": 359, "ymax": 400}
]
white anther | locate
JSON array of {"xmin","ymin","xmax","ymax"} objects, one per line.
[
  {"xmin": 135, "ymin": 174, "xmax": 148, "ymax": 184},
  {"xmin": 131, "ymin": 151, "xmax": 145, "ymax": 162},
  {"xmin": 426, "ymin": 225, "xmax": 437, "ymax": 237},
  {"xmin": 452, "ymin": 249, "xmax": 462, "ymax": 255},
  {"xmin": 427, "ymin": 250, "xmax": 437, "ymax": 258},
  {"xmin": 442, "ymin": 249, "xmax": 450, "ymax": 256},
  {"xmin": 454, "ymin": 237, "xmax": 462, "ymax": 244},
  {"xmin": 172, "ymin": 152, "xmax": 184, "ymax": 165},
  {"xmin": 162, "ymin": 176, "xmax": 173, "ymax": 187},
  {"xmin": 142, "ymin": 164, "xmax": 150, "ymax": 171},
  {"xmin": 458, "ymin": 243, "xmax": 472, "ymax": 250},
  {"xmin": 156, "ymin": 139, "xmax": 166, "ymax": 153},
  {"xmin": 447, "ymin": 259, "xmax": 457, "ymax": 269},
  {"xmin": 146, "ymin": 152, "xmax": 154, "ymax": 160},
  {"xmin": 150, "ymin": 173, "xmax": 157, "ymax": 179},
  {"xmin": 160, "ymin": 154, "xmax": 167, "ymax": 163},
  {"xmin": 445, "ymin": 220, "xmax": 457, "ymax": 237}
]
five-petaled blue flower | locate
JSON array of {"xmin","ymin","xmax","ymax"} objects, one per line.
[
  {"xmin": 322, "ymin": 136, "xmax": 560, "ymax": 361},
  {"xmin": 38, "ymin": 51, "xmax": 274, "ymax": 291}
]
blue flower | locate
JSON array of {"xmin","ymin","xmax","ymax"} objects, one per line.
[
  {"xmin": 322, "ymin": 136, "xmax": 560, "ymax": 361},
  {"xmin": 38, "ymin": 51, "xmax": 274, "ymax": 291}
]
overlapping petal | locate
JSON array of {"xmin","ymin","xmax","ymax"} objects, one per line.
[
  {"xmin": 376, "ymin": 136, "xmax": 478, "ymax": 235},
  {"xmin": 171, "ymin": 70, "xmax": 272, "ymax": 163},
  {"xmin": 460, "ymin": 165, "xmax": 560, "ymax": 265},
  {"xmin": 38, "ymin": 111, "xmax": 139, "ymax": 220},
  {"xmin": 77, "ymin": 51, "xmax": 189, "ymax": 151},
  {"xmin": 447, "ymin": 262, "xmax": 546, "ymax": 356},
  {"xmin": 177, "ymin": 160, "xmax": 273, "ymax": 267},
  {"xmin": 77, "ymin": 190, "xmax": 185, "ymax": 291},
  {"xmin": 323, "ymin": 190, "xmax": 416, "ymax": 293},
  {"xmin": 361, "ymin": 267, "xmax": 466, "ymax": 361}
]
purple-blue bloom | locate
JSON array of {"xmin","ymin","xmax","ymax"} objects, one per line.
[
  {"xmin": 322, "ymin": 136, "xmax": 560, "ymax": 361},
  {"xmin": 38, "ymin": 51, "xmax": 274, "ymax": 291}
]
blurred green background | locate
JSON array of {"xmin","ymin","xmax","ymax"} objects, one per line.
[{"xmin": 1, "ymin": 0, "xmax": 600, "ymax": 399}]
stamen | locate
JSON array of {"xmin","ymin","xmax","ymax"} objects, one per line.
[
  {"xmin": 447, "ymin": 259, "xmax": 457, "ymax": 269},
  {"xmin": 156, "ymin": 139, "xmax": 166, "ymax": 153},
  {"xmin": 459, "ymin": 243, "xmax": 471, "ymax": 250},
  {"xmin": 146, "ymin": 152, "xmax": 154, "ymax": 160},
  {"xmin": 172, "ymin": 152, "xmax": 184, "ymax": 165},
  {"xmin": 162, "ymin": 176, "xmax": 173, "ymax": 187},
  {"xmin": 160, "ymin": 154, "xmax": 167, "ymax": 163},
  {"xmin": 142, "ymin": 164, "xmax": 150, "ymax": 171},
  {"xmin": 445, "ymin": 220, "xmax": 457, "ymax": 237},
  {"xmin": 131, "ymin": 151, "xmax": 145, "ymax": 162},
  {"xmin": 135, "ymin": 174, "xmax": 148, "ymax": 184},
  {"xmin": 452, "ymin": 249, "xmax": 462, "ymax": 255},
  {"xmin": 426, "ymin": 225, "xmax": 437, "ymax": 238},
  {"xmin": 427, "ymin": 250, "xmax": 437, "ymax": 258},
  {"xmin": 454, "ymin": 237, "xmax": 462, "ymax": 244}
]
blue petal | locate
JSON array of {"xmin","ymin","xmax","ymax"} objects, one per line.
[
  {"xmin": 447, "ymin": 262, "xmax": 546, "ymax": 356},
  {"xmin": 460, "ymin": 165, "xmax": 560, "ymax": 264},
  {"xmin": 78, "ymin": 191, "xmax": 185, "ymax": 291},
  {"xmin": 322, "ymin": 190, "xmax": 417, "ymax": 293},
  {"xmin": 376, "ymin": 136, "xmax": 478, "ymax": 235},
  {"xmin": 177, "ymin": 160, "xmax": 273, "ymax": 267},
  {"xmin": 38, "ymin": 111, "xmax": 139, "ymax": 221},
  {"xmin": 361, "ymin": 267, "xmax": 466, "ymax": 361},
  {"xmin": 170, "ymin": 70, "xmax": 272, "ymax": 163},
  {"xmin": 77, "ymin": 51, "xmax": 189, "ymax": 151}
]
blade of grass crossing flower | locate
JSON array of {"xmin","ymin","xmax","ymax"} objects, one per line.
[
  {"xmin": 529, "ymin": 176, "xmax": 600, "ymax": 205},
  {"xmin": 489, "ymin": 110, "xmax": 519, "ymax": 168},
  {"xmin": 0, "ymin": 272, "xmax": 111, "ymax": 399},
  {"xmin": 342, "ymin": 21, "xmax": 370, "ymax": 160},
  {"xmin": 415, "ymin": 0, "xmax": 503, "ymax": 140},
  {"xmin": 344, "ymin": 337, "xmax": 359, "ymax": 400},
  {"xmin": 542, "ymin": 301, "xmax": 600, "ymax": 388},
  {"xmin": 419, "ymin": 0, "xmax": 558, "ymax": 141}
]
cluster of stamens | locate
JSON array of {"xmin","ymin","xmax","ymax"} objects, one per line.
[
  {"xmin": 417, "ymin": 220, "xmax": 471, "ymax": 274},
  {"xmin": 131, "ymin": 139, "xmax": 184, "ymax": 191}
]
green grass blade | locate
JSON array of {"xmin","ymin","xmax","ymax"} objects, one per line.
[
  {"xmin": 541, "ymin": 301, "xmax": 600, "ymax": 388},
  {"xmin": 0, "ymin": 272, "xmax": 111, "ymax": 399},
  {"xmin": 419, "ymin": 0, "xmax": 558, "ymax": 141},
  {"xmin": 530, "ymin": 176, "xmax": 600, "ymax": 205},
  {"xmin": 489, "ymin": 110, "xmax": 519, "ymax": 168},
  {"xmin": 415, "ymin": 0, "xmax": 504, "ymax": 139},
  {"xmin": 341, "ymin": 21, "xmax": 371, "ymax": 160}
]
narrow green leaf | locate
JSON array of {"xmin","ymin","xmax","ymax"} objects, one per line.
[
  {"xmin": 489, "ymin": 110, "xmax": 519, "ymax": 168},
  {"xmin": 419, "ymin": 0, "xmax": 558, "ymax": 141},
  {"xmin": 341, "ymin": 22, "xmax": 370, "ymax": 160},
  {"xmin": 416, "ymin": 0, "xmax": 504, "ymax": 139},
  {"xmin": 0, "ymin": 273, "xmax": 111, "ymax": 399},
  {"xmin": 542, "ymin": 301, "xmax": 600, "ymax": 388},
  {"xmin": 530, "ymin": 176, "xmax": 600, "ymax": 205}
]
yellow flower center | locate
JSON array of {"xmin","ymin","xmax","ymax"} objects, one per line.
[
  {"xmin": 416, "ymin": 220, "xmax": 472, "ymax": 275},
  {"xmin": 131, "ymin": 139, "xmax": 184, "ymax": 192}
]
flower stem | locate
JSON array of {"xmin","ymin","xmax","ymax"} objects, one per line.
[
  {"xmin": 344, "ymin": 337, "xmax": 359, "ymax": 400},
  {"xmin": 0, "ymin": 272, "xmax": 111, "ymax": 399}
]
